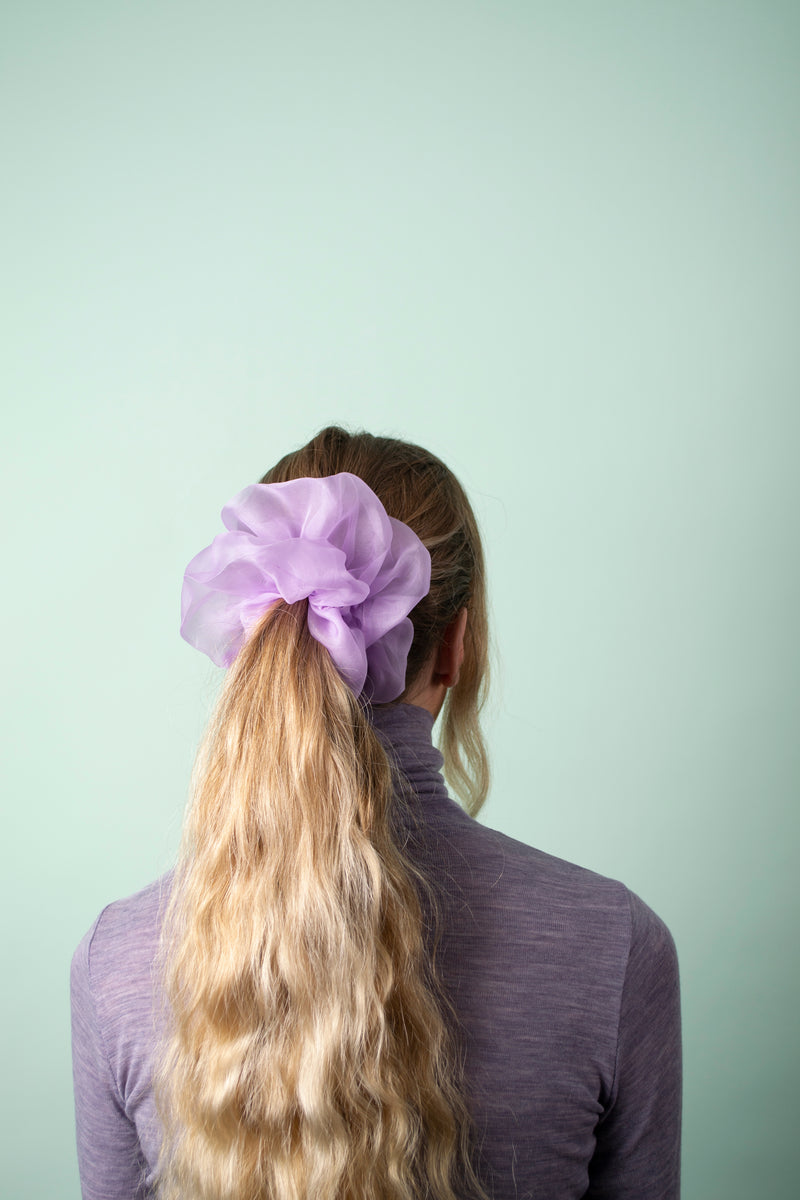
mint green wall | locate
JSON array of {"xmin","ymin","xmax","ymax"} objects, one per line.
[{"xmin": 2, "ymin": 3, "xmax": 797, "ymax": 1195}]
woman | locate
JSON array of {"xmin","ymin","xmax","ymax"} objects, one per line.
[{"xmin": 71, "ymin": 426, "xmax": 681, "ymax": 1199}]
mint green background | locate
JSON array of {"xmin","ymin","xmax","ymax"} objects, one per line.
[{"xmin": 2, "ymin": 2, "xmax": 798, "ymax": 1195}]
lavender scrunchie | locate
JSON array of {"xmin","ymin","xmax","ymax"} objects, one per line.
[{"xmin": 180, "ymin": 472, "xmax": 432, "ymax": 703}]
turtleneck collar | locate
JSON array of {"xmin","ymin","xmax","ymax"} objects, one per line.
[{"xmin": 367, "ymin": 702, "xmax": 453, "ymax": 808}]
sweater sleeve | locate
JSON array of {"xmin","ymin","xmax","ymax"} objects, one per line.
[
  {"xmin": 585, "ymin": 889, "xmax": 683, "ymax": 1199},
  {"xmin": 70, "ymin": 915, "xmax": 151, "ymax": 1200}
]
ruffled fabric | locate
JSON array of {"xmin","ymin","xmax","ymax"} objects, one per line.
[{"xmin": 180, "ymin": 472, "xmax": 432, "ymax": 702}]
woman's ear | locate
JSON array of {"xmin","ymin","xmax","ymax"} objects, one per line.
[{"xmin": 434, "ymin": 607, "xmax": 468, "ymax": 688}]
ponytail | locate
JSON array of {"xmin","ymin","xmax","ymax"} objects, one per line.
[{"xmin": 155, "ymin": 599, "xmax": 488, "ymax": 1200}]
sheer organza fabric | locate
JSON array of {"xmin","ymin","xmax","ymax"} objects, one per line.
[{"xmin": 180, "ymin": 472, "xmax": 432, "ymax": 702}]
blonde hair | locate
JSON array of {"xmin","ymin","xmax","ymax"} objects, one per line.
[{"xmin": 155, "ymin": 428, "xmax": 491, "ymax": 1199}]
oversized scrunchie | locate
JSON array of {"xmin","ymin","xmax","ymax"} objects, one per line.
[{"xmin": 180, "ymin": 472, "xmax": 432, "ymax": 703}]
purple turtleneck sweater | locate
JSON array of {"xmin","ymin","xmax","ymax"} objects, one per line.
[{"xmin": 71, "ymin": 703, "xmax": 681, "ymax": 1199}]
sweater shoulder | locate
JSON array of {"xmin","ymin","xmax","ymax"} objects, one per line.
[
  {"xmin": 467, "ymin": 814, "xmax": 632, "ymax": 911},
  {"xmin": 451, "ymin": 815, "xmax": 677, "ymax": 965},
  {"xmin": 71, "ymin": 874, "xmax": 172, "ymax": 1029}
]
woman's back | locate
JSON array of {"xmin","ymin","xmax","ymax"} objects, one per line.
[{"xmin": 72, "ymin": 701, "xmax": 680, "ymax": 1200}]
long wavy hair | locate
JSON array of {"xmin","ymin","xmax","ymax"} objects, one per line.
[{"xmin": 155, "ymin": 427, "xmax": 491, "ymax": 1200}]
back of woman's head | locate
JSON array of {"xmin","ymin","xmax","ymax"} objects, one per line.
[
  {"xmin": 155, "ymin": 427, "xmax": 491, "ymax": 1200},
  {"xmin": 262, "ymin": 426, "xmax": 489, "ymax": 815}
]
